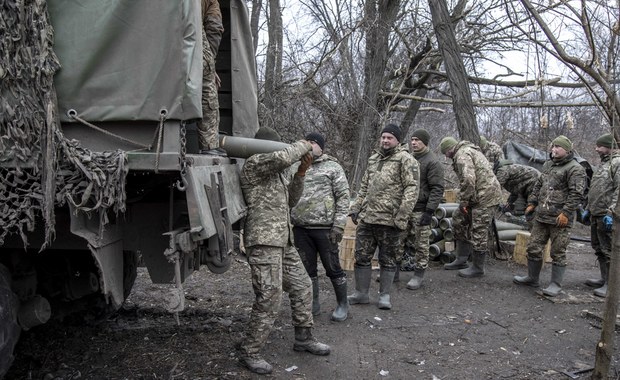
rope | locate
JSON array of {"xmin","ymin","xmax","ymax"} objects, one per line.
[
  {"xmin": 68, "ymin": 110, "xmax": 151, "ymax": 149},
  {"xmin": 154, "ymin": 110, "xmax": 167, "ymax": 173}
]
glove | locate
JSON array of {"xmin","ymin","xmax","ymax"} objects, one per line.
[
  {"xmin": 525, "ymin": 204, "xmax": 536, "ymax": 215},
  {"xmin": 459, "ymin": 202, "xmax": 471, "ymax": 224},
  {"xmin": 604, "ymin": 215, "xmax": 613, "ymax": 231},
  {"xmin": 349, "ymin": 212, "xmax": 359, "ymax": 225},
  {"xmin": 418, "ymin": 209, "xmax": 434, "ymax": 226},
  {"xmin": 581, "ymin": 209, "xmax": 590, "ymax": 223},
  {"xmin": 328, "ymin": 226, "xmax": 344, "ymax": 244},
  {"xmin": 556, "ymin": 212, "xmax": 569, "ymax": 228},
  {"xmin": 296, "ymin": 153, "xmax": 313, "ymax": 176}
]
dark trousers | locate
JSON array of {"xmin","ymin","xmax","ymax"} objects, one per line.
[{"xmin": 293, "ymin": 227, "xmax": 345, "ymax": 280}]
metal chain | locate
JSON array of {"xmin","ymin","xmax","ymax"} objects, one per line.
[{"xmin": 176, "ymin": 123, "xmax": 189, "ymax": 192}]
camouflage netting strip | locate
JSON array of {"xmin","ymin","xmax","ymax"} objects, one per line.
[{"xmin": 0, "ymin": 1, "xmax": 128, "ymax": 248}]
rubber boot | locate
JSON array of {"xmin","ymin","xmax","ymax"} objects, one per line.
[
  {"xmin": 239, "ymin": 355, "xmax": 273, "ymax": 374},
  {"xmin": 444, "ymin": 241, "xmax": 471, "ymax": 270},
  {"xmin": 458, "ymin": 251, "xmax": 486, "ymax": 278},
  {"xmin": 406, "ymin": 267, "xmax": 425, "ymax": 290},
  {"xmin": 542, "ymin": 265, "xmax": 566, "ymax": 297},
  {"xmin": 593, "ymin": 262, "xmax": 609, "ymax": 298},
  {"xmin": 513, "ymin": 259, "xmax": 543, "ymax": 287},
  {"xmin": 377, "ymin": 269, "xmax": 396, "ymax": 310},
  {"xmin": 376, "ymin": 266, "xmax": 400, "ymax": 282},
  {"xmin": 330, "ymin": 277, "xmax": 349, "ymax": 322},
  {"xmin": 293, "ymin": 327, "xmax": 331, "ymax": 355},
  {"xmin": 348, "ymin": 265, "xmax": 371, "ymax": 304},
  {"xmin": 311, "ymin": 277, "xmax": 320, "ymax": 316},
  {"xmin": 586, "ymin": 260, "xmax": 607, "ymax": 288}
]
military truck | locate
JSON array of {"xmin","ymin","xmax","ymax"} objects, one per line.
[{"xmin": 0, "ymin": 0, "xmax": 271, "ymax": 376}]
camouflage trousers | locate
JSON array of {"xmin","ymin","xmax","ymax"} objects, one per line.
[
  {"xmin": 354, "ymin": 222, "xmax": 407, "ymax": 270},
  {"xmin": 403, "ymin": 211, "xmax": 432, "ymax": 270},
  {"xmin": 527, "ymin": 220, "xmax": 570, "ymax": 266},
  {"xmin": 200, "ymin": 30, "xmax": 220, "ymax": 150},
  {"xmin": 452, "ymin": 206, "xmax": 494, "ymax": 251},
  {"xmin": 590, "ymin": 216, "xmax": 612, "ymax": 263},
  {"xmin": 240, "ymin": 244, "xmax": 313, "ymax": 356}
]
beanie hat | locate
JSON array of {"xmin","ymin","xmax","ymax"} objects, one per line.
[
  {"xmin": 439, "ymin": 137, "xmax": 458, "ymax": 154},
  {"xmin": 479, "ymin": 136, "xmax": 488, "ymax": 149},
  {"xmin": 551, "ymin": 135, "xmax": 573, "ymax": 151},
  {"xmin": 305, "ymin": 132, "xmax": 325, "ymax": 151},
  {"xmin": 596, "ymin": 133, "xmax": 615, "ymax": 149},
  {"xmin": 381, "ymin": 124, "xmax": 402, "ymax": 142},
  {"xmin": 411, "ymin": 129, "xmax": 430, "ymax": 146},
  {"xmin": 255, "ymin": 127, "xmax": 281, "ymax": 142}
]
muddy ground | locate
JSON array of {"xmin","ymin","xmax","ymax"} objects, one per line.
[{"xmin": 5, "ymin": 224, "xmax": 620, "ymax": 380}]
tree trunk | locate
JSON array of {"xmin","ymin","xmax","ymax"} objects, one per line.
[
  {"xmin": 249, "ymin": 0, "xmax": 262, "ymax": 54},
  {"xmin": 263, "ymin": 0, "xmax": 282, "ymax": 117}
]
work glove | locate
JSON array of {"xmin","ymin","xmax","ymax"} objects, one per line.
[
  {"xmin": 556, "ymin": 212, "xmax": 569, "ymax": 228},
  {"xmin": 525, "ymin": 204, "xmax": 536, "ymax": 216},
  {"xmin": 604, "ymin": 215, "xmax": 614, "ymax": 231},
  {"xmin": 459, "ymin": 202, "xmax": 471, "ymax": 225},
  {"xmin": 349, "ymin": 212, "xmax": 359, "ymax": 225},
  {"xmin": 418, "ymin": 209, "xmax": 434, "ymax": 226},
  {"xmin": 296, "ymin": 153, "xmax": 313, "ymax": 176},
  {"xmin": 328, "ymin": 226, "xmax": 344, "ymax": 244}
]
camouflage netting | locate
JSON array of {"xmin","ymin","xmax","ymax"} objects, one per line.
[{"xmin": 0, "ymin": 0, "xmax": 128, "ymax": 248}]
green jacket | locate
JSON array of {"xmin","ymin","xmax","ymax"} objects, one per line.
[
  {"xmin": 451, "ymin": 141, "xmax": 503, "ymax": 208},
  {"xmin": 587, "ymin": 153, "xmax": 620, "ymax": 217},
  {"xmin": 412, "ymin": 147, "xmax": 444, "ymax": 212}
]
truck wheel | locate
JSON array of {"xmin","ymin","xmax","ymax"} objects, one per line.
[{"xmin": 0, "ymin": 264, "xmax": 20, "ymax": 378}]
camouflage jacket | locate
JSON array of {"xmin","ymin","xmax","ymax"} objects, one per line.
[
  {"xmin": 528, "ymin": 153, "xmax": 586, "ymax": 226},
  {"xmin": 350, "ymin": 144, "xmax": 419, "ymax": 230},
  {"xmin": 412, "ymin": 147, "xmax": 444, "ymax": 212},
  {"xmin": 587, "ymin": 153, "xmax": 620, "ymax": 217},
  {"xmin": 240, "ymin": 141, "xmax": 311, "ymax": 248},
  {"xmin": 451, "ymin": 141, "xmax": 503, "ymax": 208},
  {"xmin": 483, "ymin": 141, "xmax": 505, "ymax": 166},
  {"xmin": 202, "ymin": 0, "xmax": 224, "ymax": 55},
  {"xmin": 495, "ymin": 161, "xmax": 541, "ymax": 206},
  {"xmin": 291, "ymin": 154, "xmax": 350, "ymax": 229}
]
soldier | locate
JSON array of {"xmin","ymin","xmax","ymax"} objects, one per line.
[
  {"xmin": 347, "ymin": 124, "xmax": 419, "ymax": 310},
  {"xmin": 439, "ymin": 137, "xmax": 503, "ymax": 277},
  {"xmin": 238, "ymin": 127, "xmax": 330, "ymax": 374},
  {"xmin": 404, "ymin": 129, "xmax": 444, "ymax": 290},
  {"xmin": 514, "ymin": 135, "xmax": 586, "ymax": 297},
  {"xmin": 480, "ymin": 136, "xmax": 505, "ymax": 167},
  {"xmin": 582, "ymin": 133, "xmax": 620, "ymax": 297},
  {"xmin": 494, "ymin": 160, "xmax": 541, "ymax": 214},
  {"xmin": 199, "ymin": 0, "xmax": 225, "ymax": 155},
  {"xmin": 291, "ymin": 132, "xmax": 351, "ymax": 322}
]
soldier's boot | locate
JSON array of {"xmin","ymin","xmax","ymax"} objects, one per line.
[
  {"xmin": 377, "ymin": 268, "xmax": 396, "ymax": 310},
  {"xmin": 348, "ymin": 265, "xmax": 371, "ymax": 304},
  {"xmin": 586, "ymin": 260, "xmax": 607, "ymax": 288},
  {"xmin": 444, "ymin": 241, "xmax": 471, "ymax": 270},
  {"xmin": 376, "ymin": 266, "xmax": 400, "ymax": 282},
  {"xmin": 542, "ymin": 265, "xmax": 566, "ymax": 297},
  {"xmin": 311, "ymin": 277, "xmax": 320, "ymax": 316},
  {"xmin": 513, "ymin": 259, "xmax": 543, "ymax": 287},
  {"xmin": 458, "ymin": 251, "xmax": 486, "ymax": 278},
  {"xmin": 239, "ymin": 354, "xmax": 273, "ymax": 375},
  {"xmin": 293, "ymin": 327, "xmax": 331, "ymax": 355},
  {"xmin": 593, "ymin": 262, "xmax": 609, "ymax": 298},
  {"xmin": 406, "ymin": 267, "xmax": 425, "ymax": 290},
  {"xmin": 330, "ymin": 277, "xmax": 349, "ymax": 322}
]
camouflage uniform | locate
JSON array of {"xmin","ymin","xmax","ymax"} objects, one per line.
[
  {"xmin": 350, "ymin": 144, "xmax": 420, "ymax": 268},
  {"xmin": 482, "ymin": 140, "xmax": 505, "ymax": 166},
  {"xmin": 200, "ymin": 0, "xmax": 224, "ymax": 150},
  {"xmin": 404, "ymin": 147, "xmax": 444, "ymax": 270},
  {"xmin": 450, "ymin": 141, "xmax": 503, "ymax": 251},
  {"xmin": 527, "ymin": 153, "xmax": 586, "ymax": 265},
  {"xmin": 239, "ymin": 141, "xmax": 313, "ymax": 356},
  {"xmin": 495, "ymin": 161, "xmax": 541, "ymax": 210}
]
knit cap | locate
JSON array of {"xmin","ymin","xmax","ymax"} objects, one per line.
[
  {"xmin": 596, "ymin": 133, "xmax": 615, "ymax": 149},
  {"xmin": 381, "ymin": 124, "xmax": 402, "ymax": 142},
  {"xmin": 439, "ymin": 137, "xmax": 458, "ymax": 154},
  {"xmin": 551, "ymin": 135, "xmax": 573, "ymax": 151},
  {"xmin": 255, "ymin": 127, "xmax": 281, "ymax": 142},
  {"xmin": 411, "ymin": 129, "xmax": 430, "ymax": 146},
  {"xmin": 305, "ymin": 132, "xmax": 325, "ymax": 151}
]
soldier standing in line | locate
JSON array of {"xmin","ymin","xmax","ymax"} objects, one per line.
[
  {"xmin": 291, "ymin": 132, "xmax": 351, "ymax": 322},
  {"xmin": 513, "ymin": 135, "xmax": 586, "ymax": 297},
  {"xmin": 479, "ymin": 136, "xmax": 505, "ymax": 167},
  {"xmin": 439, "ymin": 137, "xmax": 503, "ymax": 277},
  {"xmin": 582, "ymin": 133, "xmax": 620, "ymax": 297},
  {"xmin": 238, "ymin": 127, "xmax": 330, "ymax": 374},
  {"xmin": 347, "ymin": 124, "xmax": 419, "ymax": 310},
  {"xmin": 494, "ymin": 159, "xmax": 541, "ymax": 214},
  {"xmin": 404, "ymin": 129, "xmax": 444, "ymax": 290}
]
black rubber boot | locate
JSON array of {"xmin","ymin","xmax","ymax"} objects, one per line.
[
  {"xmin": 330, "ymin": 277, "xmax": 349, "ymax": 322},
  {"xmin": 594, "ymin": 262, "xmax": 609, "ymax": 298},
  {"xmin": 311, "ymin": 277, "xmax": 320, "ymax": 316},
  {"xmin": 513, "ymin": 259, "xmax": 543, "ymax": 287},
  {"xmin": 377, "ymin": 269, "xmax": 396, "ymax": 310},
  {"xmin": 348, "ymin": 265, "xmax": 371, "ymax": 304},
  {"xmin": 293, "ymin": 327, "xmax": 331, "ymax": 355},
  {"xmin": 376, "ymin": 266, "xmax": 400, "ymax": 282},
  {"xmin": 444, "ymin": 241, "xmax": 471, "ymax": 270},
  {"xmin": 542, "ymin": 265, "xmax": 566, "ymax": 297},
  {"xmin": 586, "ymin": 260, "xmax": 607, "ymax": 288},
  {"xmin": 406, "ymin": 267, "xmax": 425, "ymax": 290},
  {"xmin": 458, "ymin": 251, "xmax": 486, "ymax": 278}
]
